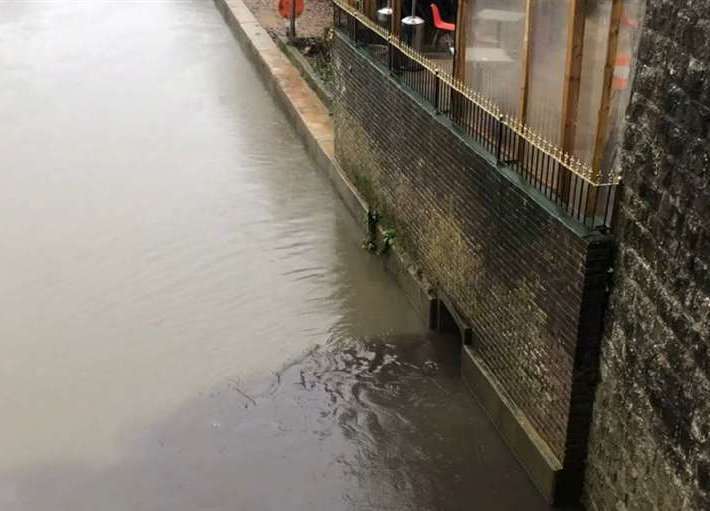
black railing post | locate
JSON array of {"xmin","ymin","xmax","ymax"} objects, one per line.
[
  {"xmin": 609, "ymin": 180, "xmax": 623, "ymax": 231},
  {"xmin": 434, "ymin": 70, "xmax": 440, "ymax": 114},
  {"xmin": 496, "ymin": 114, "xmax": 505, "ymax": 164}
]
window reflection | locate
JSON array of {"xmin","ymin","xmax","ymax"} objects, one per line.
[
  {"xmin": 465, "ymin": 0, "xmax": 526, "ymax": 117},
  {"xmin": 460, "ymin": 0, "xmax": 641, "ymax": 171}
]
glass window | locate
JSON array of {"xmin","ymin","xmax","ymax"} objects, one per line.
[
  {"xmin": 574, "ymin": 0, "xmax": 613, "ymax": 166},
  {"xmin": 601, "ymin": 0, "xmax": 643, "ymax": 172},
  {"xmin": 454, "ymin": 0, "xmax": 640, "ymax": 176},
  {"xmin": 525, "ymin": 0, "xmax": 570, "ymax": 146},
  {"xmin": 464, "ymin": 0, "xmax": 526, "ymax": 116}
]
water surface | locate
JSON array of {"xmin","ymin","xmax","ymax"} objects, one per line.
[{"xmin": 0, "ymin": 1, "xmax": 548, "ymax": 509}]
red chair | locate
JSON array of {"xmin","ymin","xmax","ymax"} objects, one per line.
[{"xmin": 430, "ymin": 4, "xmax": 455, "ymax": 50}]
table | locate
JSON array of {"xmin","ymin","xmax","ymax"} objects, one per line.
[
  {"xmin": 476, "ymin": 9, "xmax": 525, "ymax": 47},
  {"xmin": 465, "ymin": 47, "xmax": 514, "ymax": 98},
  {"xmin": 466, "ymin": 47, "xmax": 514, "ymax": 64}
]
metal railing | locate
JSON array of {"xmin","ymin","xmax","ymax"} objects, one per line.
[{"xmin": 333, "ymin": 1, "xmax": 620, "ymax": 230}]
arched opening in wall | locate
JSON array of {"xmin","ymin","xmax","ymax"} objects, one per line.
[
  {"xmin": 435, "ymin": 299, "xmax": 458, "ymax": 335},
  {"xmin": 427, "ymin": 297, "xmax": 465, "ymax": 369},
  {"xmin": 431, "ymin": 293, "xmax": 471, "ymax": 364}
]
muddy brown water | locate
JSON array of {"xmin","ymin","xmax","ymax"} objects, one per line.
[{"xmin": 0, "ymin": 1, "xmax": 549, "ymax": 510}]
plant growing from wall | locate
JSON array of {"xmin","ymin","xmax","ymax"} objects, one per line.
[
  {"xmin": 361, "ymin": 209, "xmax": 396, "ymax": 256},
  {"xmin": 362, "ymin": 209, "xmax": 379, "ymax": 253},
  {"xmin": 379, "ymin": 228, "xmax": 396, "ymax": 255}
]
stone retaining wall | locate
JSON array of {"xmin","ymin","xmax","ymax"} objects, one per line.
[{"xmin": 584, "ymin": 1, "xmax": 710, "ymax": 509}]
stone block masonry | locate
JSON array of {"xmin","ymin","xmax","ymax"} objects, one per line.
[
  {"xmin": 584, "ymin": 1, "xmax": 710, "ymax": 509},
  {"xmin": 332, "ymin": 33, "xmax": 614, "ymax": 504}
]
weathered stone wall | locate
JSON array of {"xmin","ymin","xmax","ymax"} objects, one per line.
[
  {"xmin": 584, "ymin": 1, "xmax": 710, "ymax": 509},
  {"xmin": 332, "ymin": 33, "xmax": 613, "ymax": 502}
]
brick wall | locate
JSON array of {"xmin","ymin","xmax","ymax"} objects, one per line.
[
  {"xmin": 332, "ymin": 33, "xmax": 613, "ymax": 501},
  {"xmin": 584, "ymin": 1, "xmax": 710, "ymax": 509}
]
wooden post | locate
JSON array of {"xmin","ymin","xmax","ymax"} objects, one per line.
[
  {"xmin": 453, "ymin": 0, "xmax": 468, "ymax": 81},
  {"xmin": 514, "ymin": 0, "xmax": 534, "ymax": 165},
  {"xmin": 289, "ymin": 0, "xmax": 296, "ymax": 42},
  {"xmin": 518, "ymin": 0, "xmax": 534, "ymax": 122},
  {"xmin": 560, "ymin": 0, "xmax": 586, "ymax": 152},
  {"xmin": 366, "ymin": 0, "xmax": 377, "ymax": 20},
  {"xmin": 559, "ymin": 0, "xmax": 586, "ymax": 202},
  {"xmin": 592, "ymin": 0, "xmax": 623, "ymax": 176},
  {"xmin": 392, "ymin": 0, "xmax": 402, "ymax": 37}
]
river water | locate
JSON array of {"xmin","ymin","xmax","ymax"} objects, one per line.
[{"xmin": 0, "ymin": 1, "xmax": 548, "ymax": 510}]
